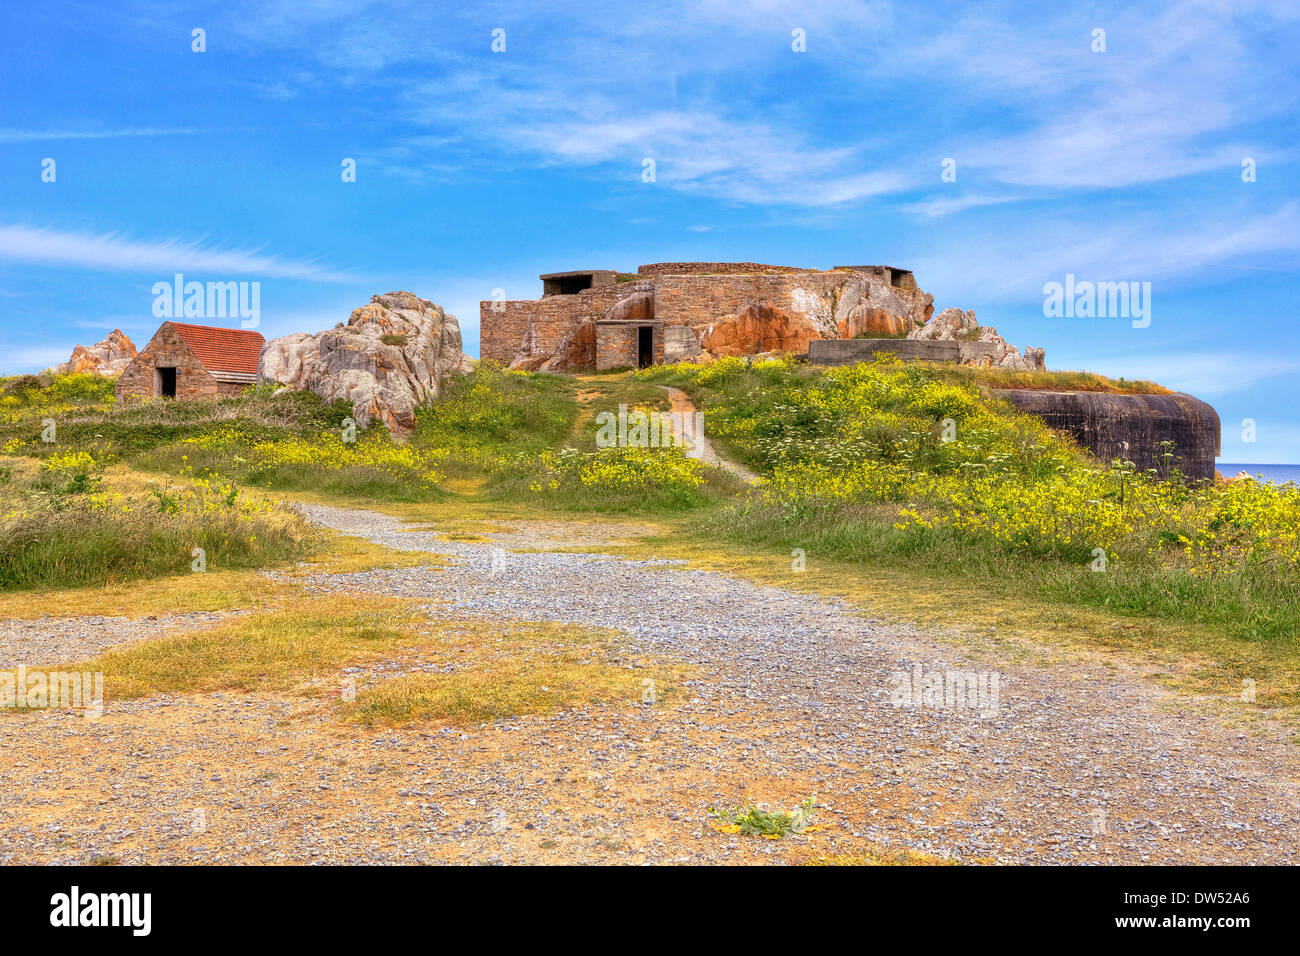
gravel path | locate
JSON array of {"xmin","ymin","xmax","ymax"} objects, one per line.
[
  {"xmin": 4, "ymin": 504, "xmax": 1297, "ymax": 865},
  {"xmin": 279, "ymin": 504, "xmax": 1300, "ymax": 864},
  {"xmin": 0, "ymin": 612, "xmax": 247, "ymax": 668}
]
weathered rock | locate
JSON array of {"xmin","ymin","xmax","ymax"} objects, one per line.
[
  {"xmin": 54, "ymin": 329, "xmax": 137, "ymax": 376},
  {"xmin": 258, "ymin": 291, "xmax": 473, "ymax": 438},
  {"xmin": 701, "ymin": 302, "xmax": 821, "ymax": 357},
  {"xmin": 909, "ymin": 307, "xmax": 1045, "ymax": 370},
  {"xmin": 539, "ymin": 320, "xmax": 596, "ymax": 372},
  {"xmin": 832, "ymin": 276, "xmax": 925, "ymax": 338},
  {"xmin": 604, "ymin": 291, "xmax": 654, "ymax": 323}
]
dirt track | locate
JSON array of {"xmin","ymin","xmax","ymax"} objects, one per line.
[{"xmin": 3, "ymin": 504, "xmax": 1296, "ymax": 865}]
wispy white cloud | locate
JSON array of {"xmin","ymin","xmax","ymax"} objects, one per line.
[
  {"xmin": 902, "ymin": 2, "xmax": 1300, "ymax": 190},
  {"xmin": 911, "ymin": 202, "xmax": 1300, "ymax": 300},
  {"xmin": 0, "ymin": 225, "xmax": 358, "ymax": 282},
  {"xmin": 170, "ymin": 0, "xmax": 1299, "ymax": 210},
  {"xmin": 404, "ymin": 73, "xmax": 913, "ymax": 206},
  {"xmin": 902, "ymin": 194, "xmax": 1024, "ymax": 218},
  {"xmin": 0, "ymin": 127, "xmax": 212, "ymax": 143}
]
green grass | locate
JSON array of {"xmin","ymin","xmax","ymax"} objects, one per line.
[
  {"xmin": 0, "ymin": 371, "xmax": 116, "ymax": 409},
  {"xmin": 0, "ymin": 459, "xmax": 321, "ymax": 591},
  {"xmin": 478, "ymin": 371, "xmax": 745, "ymax": 513},
  {"xmin": 414, "ymin": 362, "xmax": 578, "ymax": 477},
  {"xmin": 635, "ymin": 356, "xmax": 1300, "ymax": 645},
  {"xmin": 1, "ymin": 374, "xmax": 443, "ymax": 502},
  {"xmin": 932, "ymin": 364, "xmax": 1171, "ymax": 394},
  {"xmin": 1, "ymin": 380, "xmax": 354, "ymax": 459}
]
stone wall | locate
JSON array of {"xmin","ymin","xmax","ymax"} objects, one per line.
[
  {"xmin": 214, "ymin": 379, "xmax": 251, "ymax": 398},
  {"xmin": 663, "ymin": 325, "xmax": 703, "ymax": 362},
  {"xmin": 115, "ymin": 324, "xmax": 220, "ymax": 401},
  {"xmin": 595, "ymin": 322, "xmax": 664, "ymax": 370},
  {"xmin": 636, "ymin": 262, "xmax": 806, "ymax": 276},
  {"xmin": 480, "ymin": 284, "xmax": 627, "ymax": 364},
  {"xmin": 992, "ymin": 389, "xmax": 1221, "ymax": 481},
  {"xmin": 481, "ymin": 264, "xmax": 934, "ymax": 369},
  {"xmin": 650, "ymin": 271, "xmax": 931, "ymax": 335}
]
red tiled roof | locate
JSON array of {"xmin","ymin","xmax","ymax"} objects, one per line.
[{"xmin": 168, "ymin": 322, "xmax": 265, "ymax": 376}]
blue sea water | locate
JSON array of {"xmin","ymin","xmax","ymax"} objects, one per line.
[{"xmin": 1217, "ymin": 463, "xmax": 1300, "ymax": 485}]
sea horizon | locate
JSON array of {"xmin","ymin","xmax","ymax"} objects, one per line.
[{"xmin": 1217, "ymin": 462, "xmax": 1300, "ymax": 484}]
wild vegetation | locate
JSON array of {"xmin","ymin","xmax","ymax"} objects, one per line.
[
  {"xmin": 5, "ymin": 358, "xmax": 1297, "ymax": 678},
  {"xmin": 415, "ymin": 362, "xmax": 740, "ymax": 510},
  {"xmin": 0, "ymin": 453, "xmax": 318, "ymax": 591},
  {"xmin": 414, "ymin": 361, "xmax": 576, "ymax": 479},
  {"xmin": 0, "ymin": 374, "xmax": 444, "ymax": 501},
  {"xmin": 637, "ymin": 356, "xmax": 1300, "ymax": 642},
  {"xmin": 709, "ymin": 797, "xmax": 820, "ymax": 838},
  {"xmin": 932, "ymin": 364, "xmax": 1171, "ymax": 395}
]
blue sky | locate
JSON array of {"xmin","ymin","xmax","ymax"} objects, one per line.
[{"xmin": 1, "ymin": 0, "xmax": 1298, "ymax": 461}]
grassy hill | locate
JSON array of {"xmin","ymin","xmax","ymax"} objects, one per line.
[{"xmin": 3, "ymin": 358, "xmax": 1298, "ymax": 708}]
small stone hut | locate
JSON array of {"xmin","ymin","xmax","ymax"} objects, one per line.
[{"xmin": 115, "ymin": 322, "xmax": 265, "ymax": 401}]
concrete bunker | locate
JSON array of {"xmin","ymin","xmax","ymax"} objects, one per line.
[
  {"xmin": 834, "ymin": 265, "xmax": 917, "ymax": 290},
  {"xmin": 541, "ymin": 270, "xmax": 616, "ymax": 297}
]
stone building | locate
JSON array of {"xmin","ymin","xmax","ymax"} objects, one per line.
[
  {"xmin": 115, "ymin": 322, "xmax": 264, "ymax": 401},
  {"xmin": 480, "ymin": 262, "xmax": 934, "ymax": 372}
]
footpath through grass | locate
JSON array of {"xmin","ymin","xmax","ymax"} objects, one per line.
[{"xmin": 6, "ymin": 358, "xmax": 1298, "ymax": 718}]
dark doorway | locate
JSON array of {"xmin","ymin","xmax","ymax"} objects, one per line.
[
  {"xmin": 637, "ymin": 326, "xmax": 654, "ymax": 368},
  {"xmin": 158, "ymin": 367, "xmax": 177, "ymax": 398},
  {"xmin": 545, "ymin": 274, "xmax": 594, "ymax": 296}
]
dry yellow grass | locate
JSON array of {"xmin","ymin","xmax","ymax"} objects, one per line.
[
  {"xmin": 342, "ymin": 619, "xmax": 690, "ymax": 727},
  {"xmin": 804, "ymin": 846, "xmax": 964, "ymax": 866},
  {"xmin": 0, "ymin": 530, "xmax": 444, "ymax": 620},
  {"xmin": 58, "ymin": 593, "xmax": 688, "ymax": 727},
  {"xmin": 67, "ymin": 595, "xmax": 427, "ymax": 698}
]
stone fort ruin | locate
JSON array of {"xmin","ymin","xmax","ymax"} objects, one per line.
[
  {"xmin": 480, "ymin": 261, "xmax": 945, "ymax": 372},
  {"xmin": 479, "ymin": 262, "xmax": 1223, "ymax": 478}
]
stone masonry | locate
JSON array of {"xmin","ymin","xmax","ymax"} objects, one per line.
[{"xmin": 480, "ymin": 262, "xmax": 935, "ymax": 371}]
